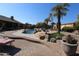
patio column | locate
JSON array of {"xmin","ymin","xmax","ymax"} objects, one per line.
[{"xmin": 0, "ymin": 23, "xmax": 5, "ymax": 31}]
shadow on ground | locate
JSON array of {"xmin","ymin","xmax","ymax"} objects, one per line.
[
  {"xmin": 75, "ymin": 53, "xmax": 79, "ymax": 56},
  {"xmin": 67, "ymin": 53, "xmax": 79, "ymax": 56},
  {"xmin": 1, "ymin": 45, "xmax": 21, "ymax": 56}
]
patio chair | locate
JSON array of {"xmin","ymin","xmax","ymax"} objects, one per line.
[
  {"xmin": 0, "ymin": 36, "xmax": 15, "ymax": 55},
  {"xmin": 0, "ymin": 34, "xmax": 15, "ymax": 45},
  {"xmin": 0, "ymin": 37, "xmax": 15, "ymax": 45}
]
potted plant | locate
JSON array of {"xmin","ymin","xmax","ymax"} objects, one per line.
[{"xmin": 62, "ymin": 35, "xmax": 78, "ymax": 56}]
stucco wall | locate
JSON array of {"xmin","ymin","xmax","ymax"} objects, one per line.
[
  {"xmin": 61, "ymin": 24, "xmax": 74, "ymax": 29},
  {"xmin": 53, "ymin": 23, "xmax": 74, "ymax": 30}
]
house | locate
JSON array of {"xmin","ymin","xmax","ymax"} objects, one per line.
[
  {"xmin": 0, "ymin": 15, "xmax": 26, "ymax": 31},
  {"xmin": 61, "ymin": 22, "xmax": 75, "ymax": 29},
  {"xmin": 53, "ymin": 22, "xmax": 75, "ymax": 30}
]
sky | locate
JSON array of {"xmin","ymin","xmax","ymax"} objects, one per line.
[{"xmin": 0, "ymin": 3, "xmax": 79, "ymax": 24}]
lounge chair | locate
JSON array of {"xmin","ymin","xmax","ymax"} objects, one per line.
[
  {"xmin": 0, "ymin": 37, "xmax": 15, "ymax": 45},
  {"xmin": 0, "ymin": 36, "xmax": 15, "ymax": 55}
]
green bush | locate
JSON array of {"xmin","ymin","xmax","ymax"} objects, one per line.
[
  {"xmin": 48, "ymin": 32, "xmax": 64, "ymax": 41},
  {"xmin": 74, "ymin": 25, "xmax": 79, "ymax": 30},
  {"xmin": 62, "ymin": 27, "xmax": 75, "ymax": 32}
]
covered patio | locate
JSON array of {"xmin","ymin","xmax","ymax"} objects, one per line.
[{"xmin": 0, "ymin": 15, "xmax": 25, "ymax": 31}]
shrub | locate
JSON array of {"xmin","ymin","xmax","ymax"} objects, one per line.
[
  {"xmin": 62, "ymin": 27, "xmax": 75, "ymax": 32},
  {"xmin": 48, "ymin": 32, "xmax": 64, "ymax": 41},
  {"xmin": 74, "ymin": 25, "xmax": 79, "ymax": 30}
]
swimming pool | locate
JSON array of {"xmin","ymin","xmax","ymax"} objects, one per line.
[{"xmin": 23, "ymin": 29, "xmax": 35, "ymax": 34}]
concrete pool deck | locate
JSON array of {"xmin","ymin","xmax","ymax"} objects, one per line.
[{"xmin": 0, "ymin": 29, "xmax": 66, "ymax": 56}]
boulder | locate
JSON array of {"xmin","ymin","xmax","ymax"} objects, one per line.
[{"xmin": 34, "ymin": 31, "xmax": 46, "ymax": 40}]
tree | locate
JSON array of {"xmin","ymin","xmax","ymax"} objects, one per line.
[
  {"xmin": 49, "ymin": 13, "xmax": 56, "ymax": 30},
  {"xmin": 76, "ymin": 15, "xmax": 79, "ymax": 24},
  {"xmin": 51, "ymin": 3, "xmax": 69, "ymax": 34},
  {"xmin": 44, "ymin": 13, "xmax": 52, "ymax": 25},
  {"xmin": 35, "ymin": 22, "xmax": 50, "ymax": 29},
  {"xmin": 74, "ymin": 15, "xmax": 79, "ymax": 30},
  {"xmin": 51, "ymin": 22, "xmax": 55, "ymax": 30},
  {"xmin": 44, "ymin": 18, "xmax": 50, "ymax": 25},
  {"xmin": 36, "ymin": 22, "xmax": 43, "ymax": 28},
  {"xmin": 77, "ymin": 15, "xmax": 79, "ymax": 21}
]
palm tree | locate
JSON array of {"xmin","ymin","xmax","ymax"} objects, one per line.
[
  {"xmin": 52, "ymin": 3, "xmax": 69, "ymax": 34},
  {"xmin": 49, "ymin": 13, "xmax": 56, "ymax": 30},
  {"xmin": 51, "ymin": 22, "xmax": 55, "ymax": 30},
  {"xmin": 44, "ymin": 13, "xmax": 52, "ymax": 25},
  {"xmin": 44, "ymin": 18, "xmax": 49, "ymax": 25}
]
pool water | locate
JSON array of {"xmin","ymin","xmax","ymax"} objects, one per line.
[{"xmin": 23, "ymin": 29, "xmax": 35, "ymax": 34}]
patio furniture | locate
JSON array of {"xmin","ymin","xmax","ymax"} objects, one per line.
[
  {"xmin": 0, "ymin": 38, "xmax": 15, "ymax": 45},
  {"xmin": 0, "ymin": 36, "xmax": 15, "ymax": 53}
]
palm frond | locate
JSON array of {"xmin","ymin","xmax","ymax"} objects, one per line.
[
  {"xmin": 53, "ymin": 13, "xmax": 58, "ymax": 16},
  {"xmin": 60, "ymin": 12, "xmax": 67, "ymax": 16},
  {"xmin": 63, "ymin": 3, "xmax": 70, "ymax": 7},
  {"xmin": 49, "ymin": 13, "xmax": 52, "ymax": 16},
  {"xmin": 52, "ymin": 5, "xmax": 60, "ymax": 11},
  {"xmin": 52, "ymin": 3, "xmax": 69, "ymax": 17},
  {"xmin": 61, "ymin": 7, "xmax": 69, "ymax": 11}
]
